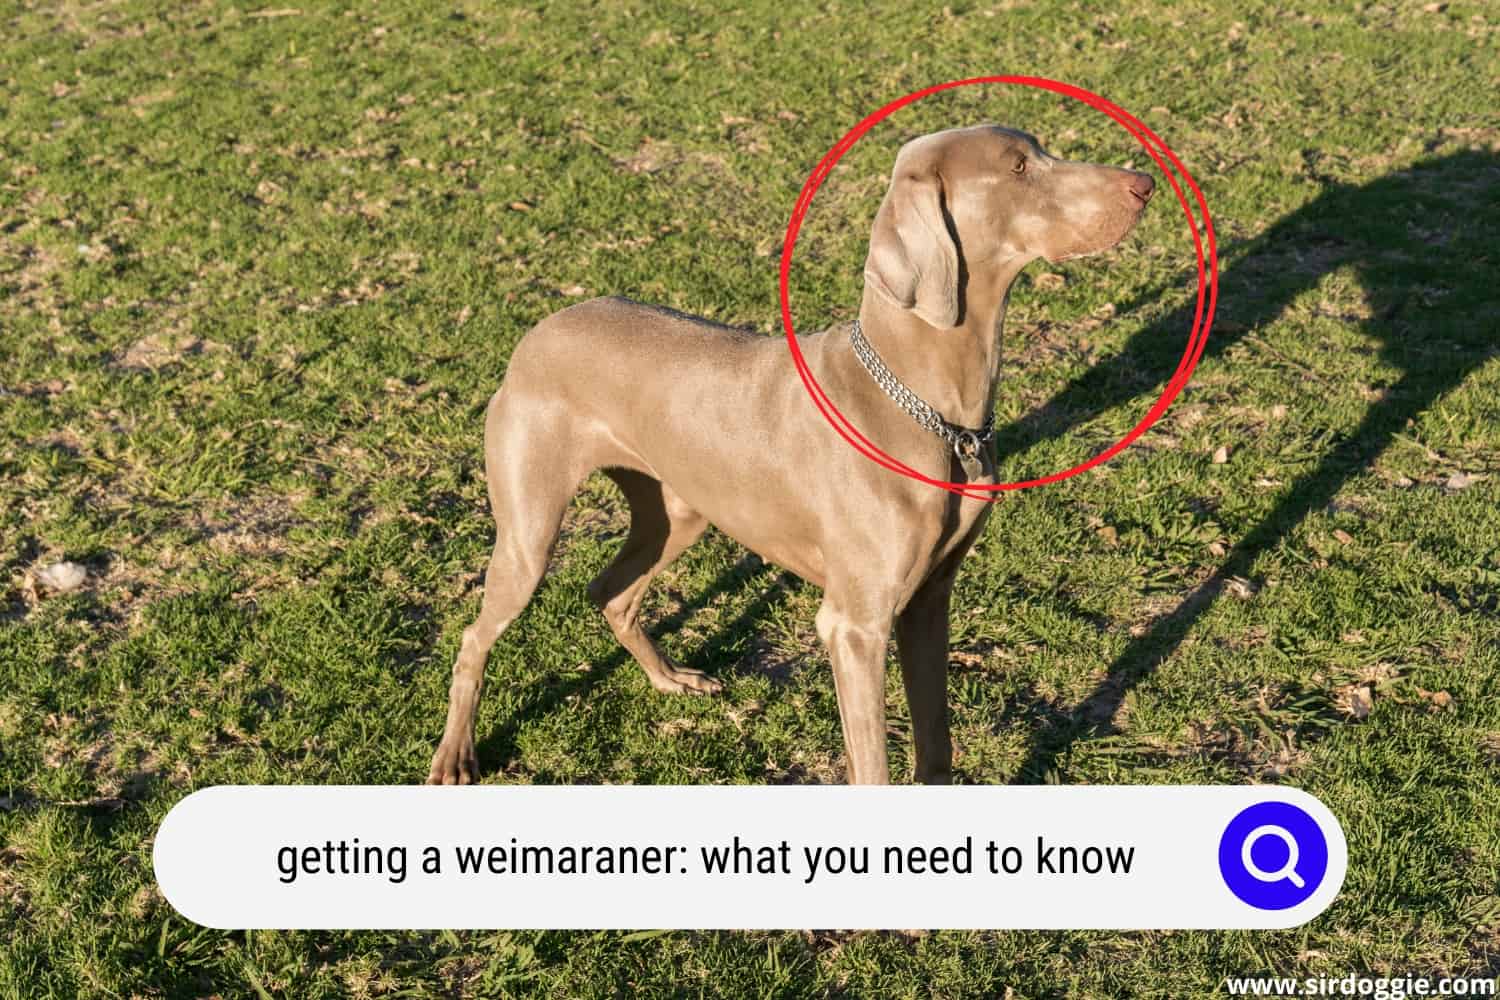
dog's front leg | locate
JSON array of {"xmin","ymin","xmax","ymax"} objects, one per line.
[
  {"xmin": 816, "ymin": 597, "xmax": 894, "ymax": 784},
  {"xmin": 895, "ymin": 569, "xmax": 957, "ymax": 785}
]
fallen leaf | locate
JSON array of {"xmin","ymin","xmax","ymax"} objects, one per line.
[
  {"xmin": 560, "ymin": 284, "xmax": 587, "ymax": 297},
  {"xmin": 1345, "ymin": 685, "xmax": 1373, "ymax": 719},
  {"xmin": 1445, "ymin": 471, "xmax": 1473, "ymax": 491},
  {"xmin": 1332, "ymin": 529, "xmax": 1355, "ymax": 545},
  {"xmin": 1033, "ymin": 272, "xmax": 1066, "ymax": 290},
  {"xmin": 1212, "ymin": 445, "xmax": 1230, "ymax": 464},
  {"xmin": 1096, "ymin": 525, "xmax": 1118, "ymax": 545}
]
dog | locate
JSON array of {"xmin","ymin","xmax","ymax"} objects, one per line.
[{"xmin": 428, "ymin": 125, "xmax": 1153, "ymax": 785}]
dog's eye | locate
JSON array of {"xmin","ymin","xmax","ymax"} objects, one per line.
[{"xmin": 1012, "ymin": 155, "xmax": 1027, "ymax": 175}]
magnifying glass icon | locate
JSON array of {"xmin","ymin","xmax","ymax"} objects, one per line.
[{"xmin": 1240, "ymin": 824, "xmax": 1305, "ymax": 888}]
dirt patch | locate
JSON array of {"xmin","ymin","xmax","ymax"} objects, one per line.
[
  {"xmin": 613, "ymin": 137, "xmax": 734, "ymax": 179},
  {"xmin": 0, "ymin": 377, "xmax": 71, "ymax": 399},
  {"xmin": 113, "ymin": 332, "xmax": 230, "ymax": 372},
  {"xmin": 1179, "ymin": 719, "xmax": 1310, "ymax": 778},
  {"xmin": 617, "ymin": 137, "xmax": 678, "ymax": 175},
  {"xmin": 187, "ymin": 493, "xmax": 302, "ymax": 558},
  {"xmin": 767, "ymin": 751, "xmax": 843, "ymax": 785},
  {"xmin": 0, "ymin": 242, "xmax": 65, "ymax": 320}
]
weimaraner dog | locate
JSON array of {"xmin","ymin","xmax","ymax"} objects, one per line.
[{"xmin": 429, "ymin": 125, "xmax": 1153, "ymax": 785}]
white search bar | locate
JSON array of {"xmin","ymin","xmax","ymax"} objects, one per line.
[{"xmin": 152, "ymin": 785, "xmax": 1346, "ymax": 929}]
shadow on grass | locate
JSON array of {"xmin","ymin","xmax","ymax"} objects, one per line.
[
  {"xmin": 1009, "ymin": 150, "xmax": 1500, "ymax": 782},
  {"xmin": 474, "ymin": 549, "xmax": 798, "ymax": 774}
]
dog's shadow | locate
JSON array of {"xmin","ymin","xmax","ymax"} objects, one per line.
[
  {"xmin": 472, "ymin": 547, "xmax": 799, "ymax": 775},
  {"xmin": 999, "ymin": 148, "xmax": 1499, "ymax": 782}
]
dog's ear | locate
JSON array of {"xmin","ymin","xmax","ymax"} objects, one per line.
[{"xmin": 863, "ymin": 172, "xmax": 961, "ymax": 329}]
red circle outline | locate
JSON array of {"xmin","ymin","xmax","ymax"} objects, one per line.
[{"xmin": 778, "ymin": 76, "xmax": 1218, "ymax": 501}]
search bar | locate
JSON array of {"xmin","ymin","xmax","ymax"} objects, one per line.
[{"xmin": 152, "ymin": 785, "xmax": 1347, "ymax": 929}]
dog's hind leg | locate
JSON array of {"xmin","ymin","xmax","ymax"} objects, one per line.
[
  {"xmin": 587, "ymin": 469, "xmax": 720, "ymax": 695},
  {"xmin": 428, "ymin": 389, "xmax": 588, "ymax": 785}
]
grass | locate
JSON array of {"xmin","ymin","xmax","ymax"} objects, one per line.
[{"xmin": 2, "ymin": 0, "xmax": 1499, "ymax": 996}]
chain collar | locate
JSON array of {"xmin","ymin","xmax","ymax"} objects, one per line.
[{"xmin": 849, "ymin": 319, "xmax": 995, "ymax": 462}]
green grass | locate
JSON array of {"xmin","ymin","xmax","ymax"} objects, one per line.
[{"xmin": 3, "ymin": 0, "xmax": 1499, "ymax": 996}]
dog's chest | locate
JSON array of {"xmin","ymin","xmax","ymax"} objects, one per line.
[{"xmin": 910, "ymin": 478, "xmax": 996, "ymax": 572}]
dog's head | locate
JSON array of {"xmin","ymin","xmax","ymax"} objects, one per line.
[{"xmin": 864, "ymin": 125, "xmax": 1154, "ymax": 329}]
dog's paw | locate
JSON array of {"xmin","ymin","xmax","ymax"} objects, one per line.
[
  {"xmin": 649, "ymin": 666, "xmax": 724, "ymax": 696},
  {"xmin": 426, "ymin": 741, "xmax": 481, "ymax": 785}
]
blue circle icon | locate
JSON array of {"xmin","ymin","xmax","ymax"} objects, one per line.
[{"xmin": 1218, "ymin": 800, "xmax": 1328, "ymax": 909}]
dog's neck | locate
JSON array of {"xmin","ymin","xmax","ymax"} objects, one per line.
[{"xmin": 857, "ymin": 254, "xmax": 1033, "ymax": 432}]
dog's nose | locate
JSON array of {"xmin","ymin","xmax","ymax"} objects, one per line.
[{"xmin": 1128, "ymin": 173, "xmax": 1155, "ymax": 203}]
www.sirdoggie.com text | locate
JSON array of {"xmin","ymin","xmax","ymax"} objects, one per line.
[{"xmin": 275, "ymin": 835, "xmax": 1137, "ymax": 886}]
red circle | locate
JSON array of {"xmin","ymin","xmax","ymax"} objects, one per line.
[{"xmin": 778, "ymin": 76, "xmax": 1218, "ymax": 501}]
